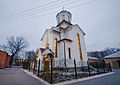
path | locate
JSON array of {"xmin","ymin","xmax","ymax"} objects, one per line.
[{"xmin": 0, "ymin": 67, "xmax": 46, "ymax": 85}]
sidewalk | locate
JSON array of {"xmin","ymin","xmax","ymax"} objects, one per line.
[
  {"xmin": 0, "ymin": 67, "xmax": 46, "ymax": 85},
  {"xmin": 1, "ymin": 67, "xmax": 119, "ymax": 85}
]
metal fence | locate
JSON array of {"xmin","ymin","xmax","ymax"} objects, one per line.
[{"xmin": 23, "ymin": 59, "xmax": 112, "ymax": 84}]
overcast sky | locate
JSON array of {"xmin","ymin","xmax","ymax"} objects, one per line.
[{"xmin": 0, "ymin": 0, "xmax": 120, "ymax": 52}]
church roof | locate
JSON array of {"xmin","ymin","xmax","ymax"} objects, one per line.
[
  {"xmin": 56, "ymin": 10, "xmax": 72, "ymax": 18},
  {"xmin": 57, "ymin": 38, "xmax": 73, "ymax": 43},
  {"xmin": 56, "ymin": 20, "xmax": 72, "ymax": 27},
  {"xmin": 39, "ymin": 48, "xmax": 54, "ymax": 54},
  {"xmin": 41, "ymin": 29, "xmax": 60, "ymax": 41},
  {"xmin": 52, "ymin": 30, "xmax": 60, "ymax": 33},
  {"xmin": 104, "ymin": 51, "xmax": 120, "ymax": 59},
  {"xmin": 88, "ymin": 56, "xmax": 99, "ymax": 60},
  {"xmin": 41, "ymin": 29, "xmax": 48, "ymax": 41},
  {"xmin": 73, "ymin": 24, "xmax": 86, "ymax": 35},
  {"xmin": 39, "ymin": 48, "xmax": 46, "ymax": 53}
]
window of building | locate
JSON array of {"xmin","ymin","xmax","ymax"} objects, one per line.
[
  {"xmin": 58, "ymin": 17, "xmax": 60, "ymax": 23},
  {"xmin": 55, "ymin": 38, "xmax": 57, "ymax": 57},
  {"xmin": 68, "ymin": 48, "xmax": 71, "ymax": 59},
  {"xmin": 68, "ymin": 16, "xmax": 70, "ymax": 21},
  {"xmin": 62, "ymin": 15, "xmax": 65, "ymax": 20}
]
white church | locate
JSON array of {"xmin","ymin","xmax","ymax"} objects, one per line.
[{"xmin": 37, "ymin": 10, "xmax": 88, "ymax": 71}]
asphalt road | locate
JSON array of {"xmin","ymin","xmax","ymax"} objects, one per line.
[
  {"xmin": 0, "ymin": 67, "xmax": 120, "ymax": 85},
  {"xmin": 67, "ymin": 70, "xmax": 120, "ymax": 85},
  {"xmin": 0, "ymin": 67, "xmax": 46, "ymax": 85}
]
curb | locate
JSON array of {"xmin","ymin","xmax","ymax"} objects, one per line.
[
  {"xmin": 53, "ymin": 72, "xmax": 114, "ymax": 85},
  {"xmin": 22, "ymin": 69, "xmax": 114, "ymax": 85},
  {"xmin": 22, "ymin": 69, "xmax": 50, "ymax": 85}
]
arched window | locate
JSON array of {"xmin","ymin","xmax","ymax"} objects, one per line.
[
  {"xmin": 58, "ymin": 17, "xmax": 60, "ymax": 23},
  {"xmin": 55, "ymin": 38, "xmax": 57, "ymax": 57},
  {"xmin": 68, "ymin": 16, "xmax": 70, "ymax": 21},
  {"xmin": 62, "ymin": 15, "xmax": 65, "ymax": 20},
  {"xmin": 77, "ymin": 33, "xmax": 82, "ymax": 60}
]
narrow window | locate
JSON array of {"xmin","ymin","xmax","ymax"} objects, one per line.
[
  {"xmin": 62, "ymin": 15, "xmax": 65, "ymax": 20},
  {"xmin": 55, "ymin": 38, "xmax": 57, "ymax": 57},
  {"xmin": 68, "ymin": 16, "xmax": 70, "ymax": 21},
  {"xmin": 68, "ymin": 48, "xmax": 71, "ymax": 59},
  {"xmin": 58, "ymin": 17, "xmax": 60, "ymax": 23}
]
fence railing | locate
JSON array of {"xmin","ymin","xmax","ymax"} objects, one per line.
[{"xmin": 23, "ymin": 59, "xmax": 112, "ymax": 84}]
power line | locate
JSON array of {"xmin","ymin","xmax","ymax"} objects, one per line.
[
  {"xmin": 14, "ymin": 10, "xmax": 57, "ymax": 22},
  {"xmin": 6, "ymin": 0, "xmax": 59, "ymax": 17},
  {"xmin": 1, "ymin": 0, "xmax": 82, "ymax": 21},
  {"xmin": 5, "ymin": 0, "xmax": 72, "ymax": 18},
  {"xmin": 4, "ymin": 0, "xmax": 76, "ymax": 18},
  {"xmin": 1, "ymin": 0, "xmax": 98, "ymax": 23},
  {"xmin": 68, "ymin": 0, "xmax": 98, "ymax": 9},
  {"xmin": 16, "ymin": 0, "xmax": 98, "ymax": 21}
]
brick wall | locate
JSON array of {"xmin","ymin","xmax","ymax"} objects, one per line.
[
  {"xmin": 0, "ymin": 50, "xmax": 7, "ymax": 69},
  {"xmin": 5, "ymin": 56, "xmax": 11, "ymax": 68},
  {"xmin": 104, "ymin": 57, "xmax": 120, "ymax": 69}
]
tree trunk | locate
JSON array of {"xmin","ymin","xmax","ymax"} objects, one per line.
[
  {"xmin": 9, "ymin": 56, "xmax": 14, "ymax": 67},
  {"xmin": 9, "ymin": 53, "xmax": 16, "ymax": 67}
]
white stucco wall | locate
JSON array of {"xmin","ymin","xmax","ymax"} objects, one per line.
[
  {"xmin": 69, "ymin": 24, "xmax": 88, "ymax": 66},
  {"xmin": 40, "ymin": 10, "xmax": 88, "ymax": 67},
  {"xmin": 41, "ymin": 24, "xmax": 88, "ymax": 66}
]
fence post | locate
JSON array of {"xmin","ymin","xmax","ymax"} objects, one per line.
[
  {"xmin": 33, "ymin": 61, "xmax": 35, "ymax": 74},
  {"xmin": 38, "ymin": 59, "xmax": 40, "ymax": 76},
  {"xmin": 50, "ymin": 58, "xmax": 53, "ymax": 84},
  {"xmin": 102, "ymin": 61, "xmax": 105, "ymax": 73},
  {"xmin": 96, "ymin": 62, "xmax": 99, "ymax": 74},
  {"xmin": 74, "ymin": 59, "xmax": 78, "ymax": 79},
  {"xmin": 106, "ymin": 64, "xmax": 109, "ymax": 72},
  {"xmin": 87, "ymin": 61, "xmax": 91, "ymax": 76},
  {"xmin": 29, "ymin": 62, "xmax": 30, "ymax": 72}
]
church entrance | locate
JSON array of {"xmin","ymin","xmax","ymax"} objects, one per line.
[
  {"xmin": 44, "ymin": 53, "xmax": 54, "ymax": 72},
  {"xmin": 44, "ymin": 57, "xmax": 50, "ymax": 72}
]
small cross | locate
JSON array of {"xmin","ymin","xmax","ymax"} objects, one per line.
[{"xmin": 62, "ymin": 7, "xmax": 64, "ymax": 11}]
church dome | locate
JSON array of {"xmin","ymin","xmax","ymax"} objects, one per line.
[{"xmin": 56, "ymin": 10, "xmax": 72, "ymax": 24}]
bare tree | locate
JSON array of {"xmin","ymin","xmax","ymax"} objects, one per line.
[
  {"xmin": 0, "ymin": 36, "xmax": 29, "ymax": 66},
  {"xmin": 25, "ymin": 50, "xmax": 37, "ymax": 62},
  {"xmin": 87, "ymin": 47, "xmax": 120, "ymax": 60}
]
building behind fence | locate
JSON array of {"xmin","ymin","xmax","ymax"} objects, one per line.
[
  {"xmin": 23, "ymin": 59, "xmax": 112, "ymax": 84},
  {"xmin": 36, "ymin": 9, "xmax": 88, "ymax": 72}
]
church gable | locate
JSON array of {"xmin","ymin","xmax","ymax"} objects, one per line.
[
  {"xmin": 56, "ymin": 20, "xmax": 72, "ymax": 29},
  {"xmin": 72, "ymin": 24, "xmax": 86, "ymax": 36},
  {"xmin": 37, "ymin": 48, "xmax": 54, "ymax": 59},
  {"xmin": 41, "ymin": 29, "xmax": 52, "ymax": 41},
  {"xmin": 42, "ymin": 48, "xmax": 54, "ymax": 56},
  {"xmin": 37, "ymin": 48, "xmax": 46, "ymax": 57},
  {"xmin": 50, "ymin": 30, "xmax": 60, "ymax": 35},
  {"xmin": 41, "ymin": 29, "xmax": 48, "ymax": 41},
  {"xmin": 57, "ymin": 38, "xmax": 73, "ymax": 43}
]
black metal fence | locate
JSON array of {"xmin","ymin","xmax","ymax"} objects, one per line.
[{"xmin": 23, "ymin": 59, "xmax": 112, "ymax": 84}]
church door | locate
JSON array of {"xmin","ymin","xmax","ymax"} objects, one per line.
[{"xmin": 44, "ymin": 57, "xmax": 50, "ymax": 72}]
